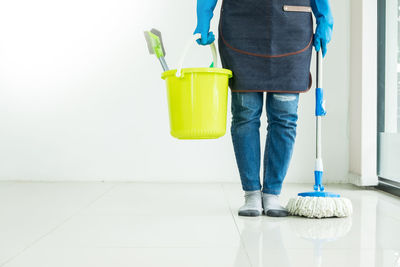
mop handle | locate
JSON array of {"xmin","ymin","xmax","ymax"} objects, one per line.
[
  {"xmin": 316, "ymin": 51, "xmax": 322, "ymax": 93},
  {"xmin": 314, "ymin": 51, "xmax": 327, "ymax": 191},
  {"xmin": 316, "ymin": 51, "xmax": 323, "ymax": 160}
]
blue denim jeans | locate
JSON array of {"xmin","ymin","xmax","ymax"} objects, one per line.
[{"xmin": 231, "ymin": 92, "xmax": 299, "ymax": 195}]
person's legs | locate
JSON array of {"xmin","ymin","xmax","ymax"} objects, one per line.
[
  {"xmin": 231, "ymin": 91, "xmax": 264, "ymax": 191},
  {"xmin": 231, "ymin": 91, "xmax": 264, "ymax": 216},
  {"xmin": 262, "ymin": 92, "xmax": 299, "ymax": 216}
]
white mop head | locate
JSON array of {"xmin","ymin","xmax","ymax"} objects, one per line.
[{"xmin": 286, "ymin": 196, "xmax": 353, "ymax": 218}]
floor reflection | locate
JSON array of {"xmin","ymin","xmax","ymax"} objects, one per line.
[
  {"xmin": 232, "ymin": 189, "xmax": 400, "ymax": 267},
  {"xmin": 288, "ymin": 217, "xmax": 352, "ymax": 267}
]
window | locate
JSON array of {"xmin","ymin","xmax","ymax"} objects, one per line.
[{"xmin": 377, "ymin": 0, "xmax": 400, "ymax": 192}]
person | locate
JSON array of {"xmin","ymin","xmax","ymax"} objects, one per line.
[{"xmin": 194, "ymin": 0, "xmax": 333, "ymax": 217}]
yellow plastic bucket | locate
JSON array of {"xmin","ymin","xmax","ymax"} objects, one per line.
[{"xmin": 161, "ymin": 36, "xmax": 232, "ymax": 139}]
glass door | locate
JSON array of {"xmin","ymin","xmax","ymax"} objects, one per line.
[{"xmin": 377, "ymin": 0, "xmax": 400, "ymax": 187}]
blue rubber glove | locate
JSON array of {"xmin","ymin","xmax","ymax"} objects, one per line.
[
  {"xmin": 194, "ymin": 0, "xmax": 218, "ymax": 45},
  {"xmin": 311, "ymin": 0, "xmax": 333, "ymax": 57}
]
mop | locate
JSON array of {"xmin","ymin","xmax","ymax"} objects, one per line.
[{"xmin": 285, "ymin": 51, "xmax": 353, "ymax": 219}]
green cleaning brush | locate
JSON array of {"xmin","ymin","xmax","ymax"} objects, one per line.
[{"xmin": 144, "ymin": 28, "xmax": 169, "ymax": 71}]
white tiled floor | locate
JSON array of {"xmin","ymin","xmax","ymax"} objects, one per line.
[{"xmin": 0, "ymin": 182, "xmax": 399, "ymax": 267}]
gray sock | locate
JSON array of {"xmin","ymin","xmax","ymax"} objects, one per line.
[
  {"xmin": 262, "ymin": 193, "xmax": 289, "ymax": 217},
  {"xmin": 238, "ymin": 190, "xmax": 262, "ymax": 217}
]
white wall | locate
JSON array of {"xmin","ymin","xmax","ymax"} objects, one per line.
[
  {"xmin": 348, "ymin": 0, "xmax": 378, "ymax": 186},
  {"xmin": 0, "ymin": 0, "xmax": 350, "ymax": 183}
]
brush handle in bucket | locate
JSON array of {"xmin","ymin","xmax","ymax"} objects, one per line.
[{"xmin": 175, "ymin": 33, "xmax": 218, "ymax": 78}]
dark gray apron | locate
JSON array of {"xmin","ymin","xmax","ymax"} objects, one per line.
[{"xmin": 218, "ymin": 0, "xmax": 313, "ymax": 93}]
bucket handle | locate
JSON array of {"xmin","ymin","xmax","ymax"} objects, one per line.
[{"xmin": 175, "ymin": 33, "xmax": 218, "ymax": 78}]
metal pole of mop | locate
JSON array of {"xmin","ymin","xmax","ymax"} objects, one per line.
[
  {"xmin": 316, "ymin": 52, "xmax": 322, "ymax": 161},
  {"xmin": 314, "ymin": 51, "xmax": 324, "ymax": 192}
]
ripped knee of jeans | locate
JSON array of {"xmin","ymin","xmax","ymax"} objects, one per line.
[{"xmin": 273, "ymin": 94, "xmax": 297, "ymax": 102}]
